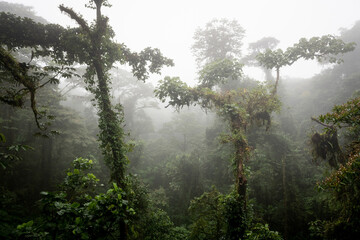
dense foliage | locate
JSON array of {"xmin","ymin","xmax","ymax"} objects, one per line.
[
  {"xmin": 310, "ymin": 97, "xmax": 360, "ymax": 239},
  {"xmin": 1, "ymin": 1, "xmax": 359, "ymax": 240}
]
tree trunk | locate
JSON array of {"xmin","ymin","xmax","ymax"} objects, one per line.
[
  {"xmin": 272, "ymin": 67, "xmax": 280, "ymax": 95},
  {"xmin": 226, "ymin": 137, "xmax": 248, "ymax": 240},
  {"xmin": 92, "ymin": 2, "xmax": 128, "ymax": 239},
  {"xmin": 40, "ymin": 137, "xmax": 52, "ymax": 190},
  {"xmin": 59, "ymin": 2, "xmax": 131, "ymax": 239},
  {"xmin": 235, "ymin": 139, "xmax": 247, "ymax": 203},
  {"xmin": 236, "ymin": 153, "xmax": 247, "ymax": 201},
  {"xmin": 282, "ymin": 155, "xmax": 288, "ymax": 240}
]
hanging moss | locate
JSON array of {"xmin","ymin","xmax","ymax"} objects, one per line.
[{"xmin": 311, "ymin": 130, "xmax": 345, "ymax": 168}]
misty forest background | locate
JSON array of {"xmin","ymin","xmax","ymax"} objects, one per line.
[{"xmin": 1, "ymin": 1, "xmax": 360, "ymax": 240}]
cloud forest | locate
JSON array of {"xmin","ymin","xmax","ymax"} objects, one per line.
[{"xmin": 1, "ymin": 1, "xmax": 360, "ymax": 239}]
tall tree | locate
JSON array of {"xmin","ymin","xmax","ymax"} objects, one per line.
[
  {"xmin": 245, "ymin": 37, "xmax": 280, "ymax": 82},
  {"xmin": 1, "ymin": 1, "xmax": 173, "ymax": 239},
  {"xmin": 58, "ymin": 1, "xmax": 172, "ymax": 238},
  {"xmin": 192, "ymin": 18, "xmax": 245, "ymax": 67},
  {"xmin": 155, "ymin": 63, "xmax": 280, "ymax": 239},
  {"xmin": 256, "ymin": 35, "xmax": 355, "ymax": 95},
  {"xmin": 1, "ymin": 0, "xmax": 172, "ymax": 183},
  {"xmin": 156, "ymin": 30, "xmax": 354, "ymax": 239}
]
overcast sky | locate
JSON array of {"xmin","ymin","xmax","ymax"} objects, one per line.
[{"xmin": 8, "ymin": 0, "xmax": 360, "ymax": 84}]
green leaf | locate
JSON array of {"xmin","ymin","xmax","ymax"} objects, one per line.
[
  {"xmin": 17, "ymin": 220, "xmax": 34, "ymax": 230},
  {"xmin": 0, "ymin": 133, "xmax": 5, "ymax": 142},
  {"xmin": 72, "ymin": 202, "xmax": 80, "ymax": 208},
  {"xmin": 75, "ymin": 217, "xmax": 81, "ymax": 225}
]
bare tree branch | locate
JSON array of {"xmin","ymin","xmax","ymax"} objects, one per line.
[{"xmin": 311, "ymin": 117, "xmax": 335, "ymax": 129}]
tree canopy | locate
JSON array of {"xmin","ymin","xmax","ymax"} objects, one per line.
[
  {"xmin": 1, "ymin": 1, "xmax": 360, "ymax": 240},
  {"xmin": 192, "ymin": 18, "xmax": 245, "ymax": 67}
]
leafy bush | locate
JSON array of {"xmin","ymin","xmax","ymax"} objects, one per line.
[{"xmin": 244, "ymin": 223, "xmax": 283, "ymax": 240}]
